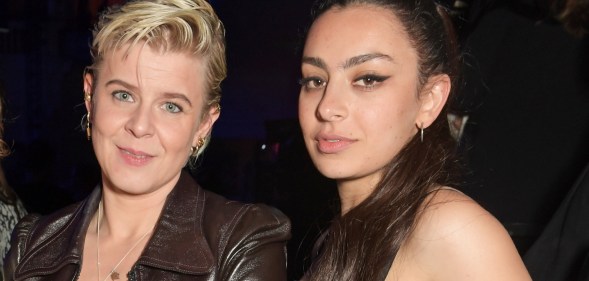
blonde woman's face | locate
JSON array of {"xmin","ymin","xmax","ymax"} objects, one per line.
[
  {"xmin": 85, "ymin": 44, "xmax": 218, "ymax": 195},
  {"xmin": 298, "ymin": 5, "xmax": 423, "ymax": 189}
]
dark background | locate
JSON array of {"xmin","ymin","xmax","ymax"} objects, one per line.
[{"xmin": 1, "ymin": 0, "xmax": 588, "ymax": 280}]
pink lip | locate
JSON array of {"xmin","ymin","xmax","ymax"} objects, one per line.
[
  {"xmin": 118, "ymin": 146, "xmax": 154, "ymax": 167},
  {"xmin": 315, "ymin": 133, "xmax": 356, "ymax": 154}
]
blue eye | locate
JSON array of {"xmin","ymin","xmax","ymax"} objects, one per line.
[
  {"xmin": 113, "ymin": 91, "xmax": 134, "ymax": 102},
  {"xmin": 163, "ymin": 102, "xmax": 181, "ymax": 113}
]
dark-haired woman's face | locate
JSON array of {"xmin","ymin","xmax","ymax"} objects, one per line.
[{"xmin": 299, "ymin": 5, "xmax": 426, "ymax": 188}]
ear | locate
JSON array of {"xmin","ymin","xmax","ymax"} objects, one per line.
[
  {"xmin": 416, "ymin": 74, "xmax": 450, "ymax": 128},
  {"xmin": 83, "ymin": 72, "xmax": 94, "ymax": 120},
  {"xmin": 192, "ymin": 104, "xmax": 221, "ymax": 146}
]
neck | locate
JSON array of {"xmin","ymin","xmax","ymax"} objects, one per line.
[
  {"xmin": 337, "ymin": 177, "xmax": 379, "ymax": 216},
  {"xmin": 98, "ymin": 184, "xmax": 171, "ymax": 239}
]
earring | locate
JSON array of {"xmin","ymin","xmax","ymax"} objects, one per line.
[
  {"xmin": 86, "ymin": 112, "xmax": 92, "ymax": 140},
  {"xmin": 190, "ymin": 138, "xmax": 205, "ymax": 157},
  {"xmin": 214, "ymin": 103, "xmax": 221, "ymax": 114},
  {"xmin": 420, "ymin": 122, "xmax": 424, "ymax": 143},
  {"xmin": 84, "ymin": 92, "xmax": 92, "ymax": 102}
]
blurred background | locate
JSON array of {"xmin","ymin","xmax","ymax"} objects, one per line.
[{"xmin": 1, "ymin": 0, "xmax": 588, "ymax": 279}]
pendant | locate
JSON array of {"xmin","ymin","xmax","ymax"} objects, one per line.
[{"xmin": 111, "ymin": 271, "xmax": 120, "ymax": 280}]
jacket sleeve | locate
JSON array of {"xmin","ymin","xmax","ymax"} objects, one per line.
[
  {"xmin": 219, "ymin": 204, "xmax": 291, "ymax": 281},
  {"xmin": 2, "ymin": 214, "xmax": 40, "ymax": 281}
]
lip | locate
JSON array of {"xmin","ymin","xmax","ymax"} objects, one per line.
[
  {"xmin": 118, "ymin": 146, "xmax": 154, "ymax": 166},
  {"xmin": 315, "ymin": 133, "xmax": 356, "ymax": 154}
]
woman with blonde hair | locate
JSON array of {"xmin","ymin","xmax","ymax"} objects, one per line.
[{"xmin": 3, "ymin": 1, "xmax": 290, "ymax": 280}]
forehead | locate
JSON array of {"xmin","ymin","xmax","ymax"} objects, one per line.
[
  {"xmin": 304, "ymin": 4, "xmax": 417, "ymax": 66},
  {"xmin": 97, "ymin": 44, "xmax": 206, "ymax": 91}
]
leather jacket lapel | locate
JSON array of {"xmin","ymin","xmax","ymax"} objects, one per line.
[{"xmin": 138, "ymin": 171, "xmax": 215, "ymax": 274}]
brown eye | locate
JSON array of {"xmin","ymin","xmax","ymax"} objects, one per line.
[
  {"xmin": 352, "ymin": 75, "xmax": 389, "ymax": 89},
  {"xmin": 299, "ymin": 77, "xmax": 327, "ymax": 90}
]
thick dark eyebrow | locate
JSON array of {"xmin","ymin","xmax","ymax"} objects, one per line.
[
  {"xmin": 342, "ymin": 53, "xmax": 394, "ymax": 69},
  {"xmin": 105, "ymin": 79, "xmax": 192, "ymax": 107},
  {"xmin": 301, "ymin": 56, "xmax": 328, "ymax": 70},
  {"xmin": 301, "ymin": 53, "xmax": 394, "ymax": 70}
]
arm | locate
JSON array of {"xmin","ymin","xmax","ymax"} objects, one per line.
[
  {"xmin": 219, "ymin": 204, "xmax": 291, "ymax": 281},
  {"xmin": 406, "ymin": 189, "xmax": 531, "ymax": 281}
]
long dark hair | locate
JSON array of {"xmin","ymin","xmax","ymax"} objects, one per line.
[
  {"xmin": 0, "ymin": 81, "xmax": 9, "ymax": 159},
  {"xmin": 304, "ymin": 0, "xmax": 461, "ymax": 280}
]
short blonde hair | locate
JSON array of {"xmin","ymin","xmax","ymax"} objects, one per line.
[{"xmin": 89, "ymin": 0, "xmax": 226, "ymax": 157}]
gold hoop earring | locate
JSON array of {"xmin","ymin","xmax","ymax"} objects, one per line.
[
  {"xmin": 86, "ymin": 112, "xmax": 92, "ymax": 140},
  {"xmin": 190, "ymin": 138, "xmax": 205, "ymax": 157}
]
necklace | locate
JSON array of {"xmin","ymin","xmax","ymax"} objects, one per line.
[{"xmin": 96, "ymin": 200, "xmax": 153, "ymax": 281}]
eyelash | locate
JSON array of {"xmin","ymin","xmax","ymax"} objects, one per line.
[
  {"xmin": 352, "ymin": 74, "xmax": 390, "ymax": 90},
  {"xmin": 299, "ymin": 74, "xmax": 390, "ymax": 92},
  {"xmin": 112, "ymin": 91, "xmax": 183, "ymax": 113},
  {"xmin": 299, "ymin": 76, "xmax": 327, "ymax": 91},
  {"xmin": 113, "ymin": 91, "xmax": 134, "ymax": 102},
  {"xmin": 162, "ymin": 102, "xmax": 182, "ymax": 113}
]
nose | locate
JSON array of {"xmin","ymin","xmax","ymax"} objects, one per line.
[
  {"xmin": 316, "ymin": 81, "xmax": 347, "ymax": 122},
  {"xmin": 125, "ymin": 104, "xmax": 155, "ymax": 138}
]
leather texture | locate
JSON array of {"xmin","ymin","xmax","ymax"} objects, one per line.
[{"xmin": 2, "ymin": 171, "xmax": 291, "ymax": 281}]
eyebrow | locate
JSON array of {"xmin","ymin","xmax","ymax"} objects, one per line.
[
  {"xmin": 342, "ymin": 53, "xmax": 394, "ymax": 69},
  {"xmin": 162, "ymin": 92, "xmax": 192, "ymax": 107},
  {"xmin": 301, "ymin": 56, "xmax": 327, "ymax": 70},
  {"xmin": 302, "ymin": 53, "xmax": 394, "ymax": 71},
  {"xmin": 105, "ymin": 79, "xmax": 137, "ymax": 91},
  {"xmin": 105, "ymin": 79, "xmax": 192, "ymax": 107}
]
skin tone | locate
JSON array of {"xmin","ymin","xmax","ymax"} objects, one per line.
[
  {"xmin": 299, "ymin": 4, "xmax": 532, "ymax": 280},
  {"xmin": 79, "ymin": 43, "xmax": 219, "ymax": 281},
  {"xmin": 299, "ymin": 4, "xmax": 448, "ymax": 214}
]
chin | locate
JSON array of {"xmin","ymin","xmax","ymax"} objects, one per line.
[
  {"xmin": 313, "ymin": 164, "xmax": 348, "ymax": 180},
  {"xmin": 108, "ymin": 176, "xmax": 150, "ymax": 194}
]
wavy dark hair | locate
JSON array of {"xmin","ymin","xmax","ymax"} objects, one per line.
[
  {"xmin": 0, "ymin": 81, "xmax": 9, "ymax": 159},
  {"xmin": 303, "ymin": 0, "xmax": 461, "ymax": 280}
]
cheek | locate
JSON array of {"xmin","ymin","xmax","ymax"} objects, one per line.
[
  {"xmin": 92, "ymin": 103, "xmax": 123, "ymax": 135},
  {"xmin": 162, "ymin": 117, "xmax": 201, "ymax": 151},
  {"xmin": 298, "ymin": 97, "xmax": 316, "ymax": 132},
  {"xmin": 369, "ymin": 105, "xmax": 417, "ymax": 139}
]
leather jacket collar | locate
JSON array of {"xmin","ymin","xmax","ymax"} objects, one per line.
[{"xmin": 15, "ymin": 170, "xmax": 215, "ymax": 277}]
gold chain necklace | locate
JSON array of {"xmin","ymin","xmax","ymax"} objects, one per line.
[{"xmin": 96, "ymin": 201, "xmax": 153, "ymax": 281}]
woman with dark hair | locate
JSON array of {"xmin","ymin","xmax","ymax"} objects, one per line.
[
  {"xmin": 297, "ymin": 0, "xmax": 531, "ymax": 279},
  {"xmin": 0, "ymin": 82, "xmax": 27, "ymax": 281}
]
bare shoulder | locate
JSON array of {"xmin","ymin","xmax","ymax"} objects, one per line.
[{"xmin": 399, "ymin": 187, "xmax": 531, "ymax": 281}]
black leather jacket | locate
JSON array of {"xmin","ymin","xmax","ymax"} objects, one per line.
[{"xmin": 3, "ymin": 171, "xmax": 291, "ymax": 281}]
